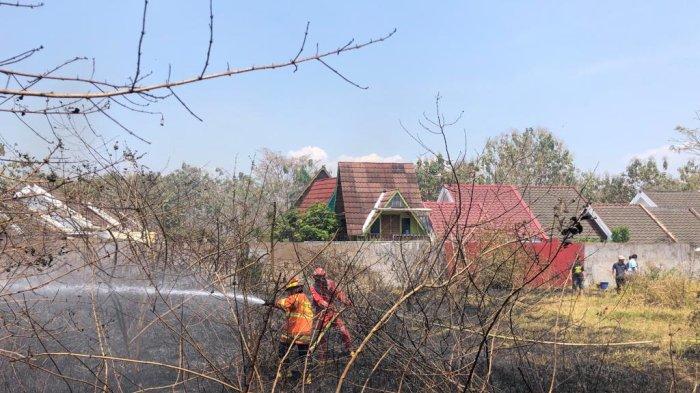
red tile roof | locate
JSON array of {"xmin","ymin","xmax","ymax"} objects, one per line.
[
  {"xmin": 423, "ymin": 201, "xmax": 458, "ymax": 238},
  {"xmin": 430, "ymin": 184, "xmax": 544, "ymax": 240},
  {"xmin": 297, "ymin": 177, "xmax": 336, "ymax": 212},
  {"xmin": 337, "ymin": 162, "xmax": 423, "ymax": 237}
]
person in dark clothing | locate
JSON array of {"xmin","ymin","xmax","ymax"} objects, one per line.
[
  {"xmin": 612, "ymin": 255, "xmax": 628, "ymax": 293},
  {"xmin": 571, "ymin": 259, "xmax": 585, "ymax": 292}
]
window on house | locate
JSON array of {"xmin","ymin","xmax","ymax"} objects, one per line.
[
  {"xmin": 401, "ymin": 217, "xmax": 411, "ymax": 234},
  {"xmin": 389, "ymin": 194, "xmax": 406, "ymax": 208},
  {"xmin": 370, "ymin": 219, "xmax": 380, "ymax": 235}
]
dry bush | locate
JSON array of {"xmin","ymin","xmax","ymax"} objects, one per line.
[{"xmin": 626, "ymin": 268, "xmax": 700, "ymax": 308}]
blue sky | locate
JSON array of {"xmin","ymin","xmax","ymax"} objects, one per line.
[{"xmin": 2, "ymin": 1, "xmax": 699, "ymax": 174}]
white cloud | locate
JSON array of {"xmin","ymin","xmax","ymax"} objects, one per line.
[
  {"xmin": 287, "ymin": 146, "xmax": 329, "ymax": 164},
  {"xmin": 287, "ymin": 146, "xmax": 405, "ymax": 171},
  {"xmin": 627, "ymin": 144, "xmax": 694, "ymax": 172},
  {"xmin": 336, "ymin": 153, "xmax": 404, "ymax": 163}
]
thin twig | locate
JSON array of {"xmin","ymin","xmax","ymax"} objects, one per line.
[
  {"xmin": 199, "ymin": 0, "xmax": 214, "ymax": 79},
  {"xmin": 131, "ymin": 0, "xmax": 149, "ymax": 91}
]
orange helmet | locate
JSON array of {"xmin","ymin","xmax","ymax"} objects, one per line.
[
  {"xmin": 285, "ymin": 277, "xmax": 302, "ymax": 290},
  {"xmin": 312, "ymin": 267, "xmax": 326, "ymax": 277}
]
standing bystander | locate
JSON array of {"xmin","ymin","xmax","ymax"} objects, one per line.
[
  {"xmin": 612, "ymin": 255, "xmax": 628, "ymax": 293},
  {"xmin": 627, "ymin": 254, "xmax": 638, "ymax": 273},
  {"xmin": 572, "ymin": 258, "xmax": 585, "ymax": 292}
]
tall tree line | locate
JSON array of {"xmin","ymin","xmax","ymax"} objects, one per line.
[{"xmin": 416, "ymin": 127, "xmax": 700, "ymax": 202}]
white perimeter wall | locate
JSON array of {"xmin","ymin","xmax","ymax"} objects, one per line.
[{"xmin": 583, "ymin": 243, "xmax": 698, "ymax": 285}]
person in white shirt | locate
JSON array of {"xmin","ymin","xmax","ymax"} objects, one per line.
[{"xmin": 627, "ymin": 254, "xmax": 638, "ymax": 273}]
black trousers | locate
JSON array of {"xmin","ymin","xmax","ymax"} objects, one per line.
[
  {"xmin": 572, "ymin": 275, "xmax": 584, "ymax": 290},
  {"xmin": 615, "ymin": 276, "xmax": 625, "ymax": 292},
  {"xmin": 278, "ymin": 341, "xmax": 309, "ymax": 379}
]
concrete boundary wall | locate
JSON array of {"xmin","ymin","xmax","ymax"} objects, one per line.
[
  {"xmin": 251, "ymin": 240, "xmax": 435, "ymax": 285},
  {"xmin": 583, "ymin": 243, "xmax": 698, "ymax": 285},
  {"xmin": 252, "ymin": 241, "xmax": 699, "ymax": 288}
]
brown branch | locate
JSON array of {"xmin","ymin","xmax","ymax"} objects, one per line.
[
  {"xmin": 0, "ymin": 1, "xmax": 43, "ymax": 7},
  {"xmin": 131, "ymin": 0, "xmax": 149, "ymax": 91},
  {"xmin": 0, "ymin": 28, "xmax": 396, "ymax": 99},
  {"xmin": 167, "ymin": 87, "xmax": 202, "ymax": 122},
  {"xmin": 199, "ymin": 0, "xmax": 214, "ymax": 79},
  {"xmin": 87, "ymin": 98, "xmax": 152, "ymax": 144},
  {"xmin": 292, "ymin": 21, "xmax": 310, "ymax": 72},
  {"xmin": 317, "ymin": 58, "xmax": 368, "ymax": 89},
  {"xmin": 0, "ymin": 46, "xmax": 43, "ymax": 66}
]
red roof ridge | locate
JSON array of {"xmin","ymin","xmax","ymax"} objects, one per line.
[
  {"xmin": 338, "ymin": 161, "xmax": 414, "ymax": 165},
  {"xmin": 446, "ymin": 183, "xmax": 579, "ymax": 187},
  {"xmin": 517, "ymin": 184, "xmax": 578, "ymax": 189},
  {"xmin": 434, "ymin": 183, "xmax": 546, "ymax": 239},
  {"xmin": 295, "ymin": 172, "xmax": 337, "ymax": 212}
]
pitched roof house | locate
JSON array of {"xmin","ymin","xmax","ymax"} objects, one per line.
[
  {"xmin": 295, "ymin": 162, "xmax": 429, "ymax": 240},
  {"xmin": 294, "ymin": 168, "xmax": 337, "ymax": 212},
  {"xmin": 591, "ymin": 204, "xmax": 675, "ymax": 243},
  {"xmin": 632, "ymin": 190, "xmax": 700, "ymax": 210},
  {"xmin": 629, "ymin": 189, "xmax": 700, "ymax": 246},
  {"xmin": 517, "ymin": 185, "xmax": 607, "ymax": 241},
  {"xmin": 10, "ymin": 184, "xmax": 153, "ymax": 243},
  {"xmin": 335, "ymin": 162, "xmax": 428, "ymax": 240},
  {"xmin": 430, "ymin": 184, "xmax": 545, "ymax": 241}
]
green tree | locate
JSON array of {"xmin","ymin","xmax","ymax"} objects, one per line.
[
  {"xmin": 624, "ymin": 158, "xmax": 678, "ymax": 191},
  {"xmin": 478, "ymin": 127, "xmax": 576, "ymax": 185},
  {"xmin": 579, "ymin": 172, "xmax": 634, "ymax": 204},
  {"xmin": 276, "ymin": 208, "xmax": 304, "ymax": 242},
  {"xmin": 678, "ymin": 160, "xmax": 700, "ymax": 190},
  {"xmin": 579, "ymin": 157, "xmax": 690, "ymax": 203},
  {"xmin": 416, "ymin": 154, "xmax": 452, "ymax": 200},
  {"xmin": 611, "ymin": 226, "xmax": 630, "ymax": 243},
  {"xmin": 276, "ymin": 203, "xmax": 338, "ymax": 241}
]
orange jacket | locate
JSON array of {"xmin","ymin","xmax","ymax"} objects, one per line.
[{"xmin": 275, "ymin": 292, "xmax": 313, "ymax": 344}]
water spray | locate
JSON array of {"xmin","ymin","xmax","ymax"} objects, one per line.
[{"xmin": 5, "ymin": 282, "xmax": 266, "ymax": 305}]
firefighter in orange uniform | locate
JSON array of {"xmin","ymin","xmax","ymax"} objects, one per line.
[{"xmin": 265, "ymin": 277, "xmax": 314, "ymax": 382}]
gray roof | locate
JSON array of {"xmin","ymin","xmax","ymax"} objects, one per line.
[
  {"xmin": 647, "ymin": 208, "xmax": 700, "ymax": 246},
  {"xmin": 592, "ymin": 204, "xmax": 673, "ymax": 243},
  {"xmin": 644, "ymin": 190, "xmax": 700, "ymax": 210},
  {"xmin": 518, "ymin": 185, "xmax": 605, "ymax": 241}
]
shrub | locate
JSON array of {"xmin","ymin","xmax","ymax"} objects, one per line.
[
  {"xmin": 625, "ymin": 269, "xmax": 699, "ymax": 308},
  {"xmin": 611, "ymin": 226, "xmax": 630, "ymax": 242},
  {"xmin": 275, "ymin": 203, "xmax": 338, "ymax": 241}
]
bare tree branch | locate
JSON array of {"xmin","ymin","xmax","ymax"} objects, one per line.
[
  {"xmin": 131, "ymin": 0, "xmax": 149, "ymax": 91},
  {"xmin": 0, "ymin": 1, "xmax": 43, "ymax": 8},
  {"xmin": 199, "ymin": 0, "xmax": 214, "ymax": 79},
  {"xmin": 0, "ymin": 28, "xmax": 396, "ymax": 99}
]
